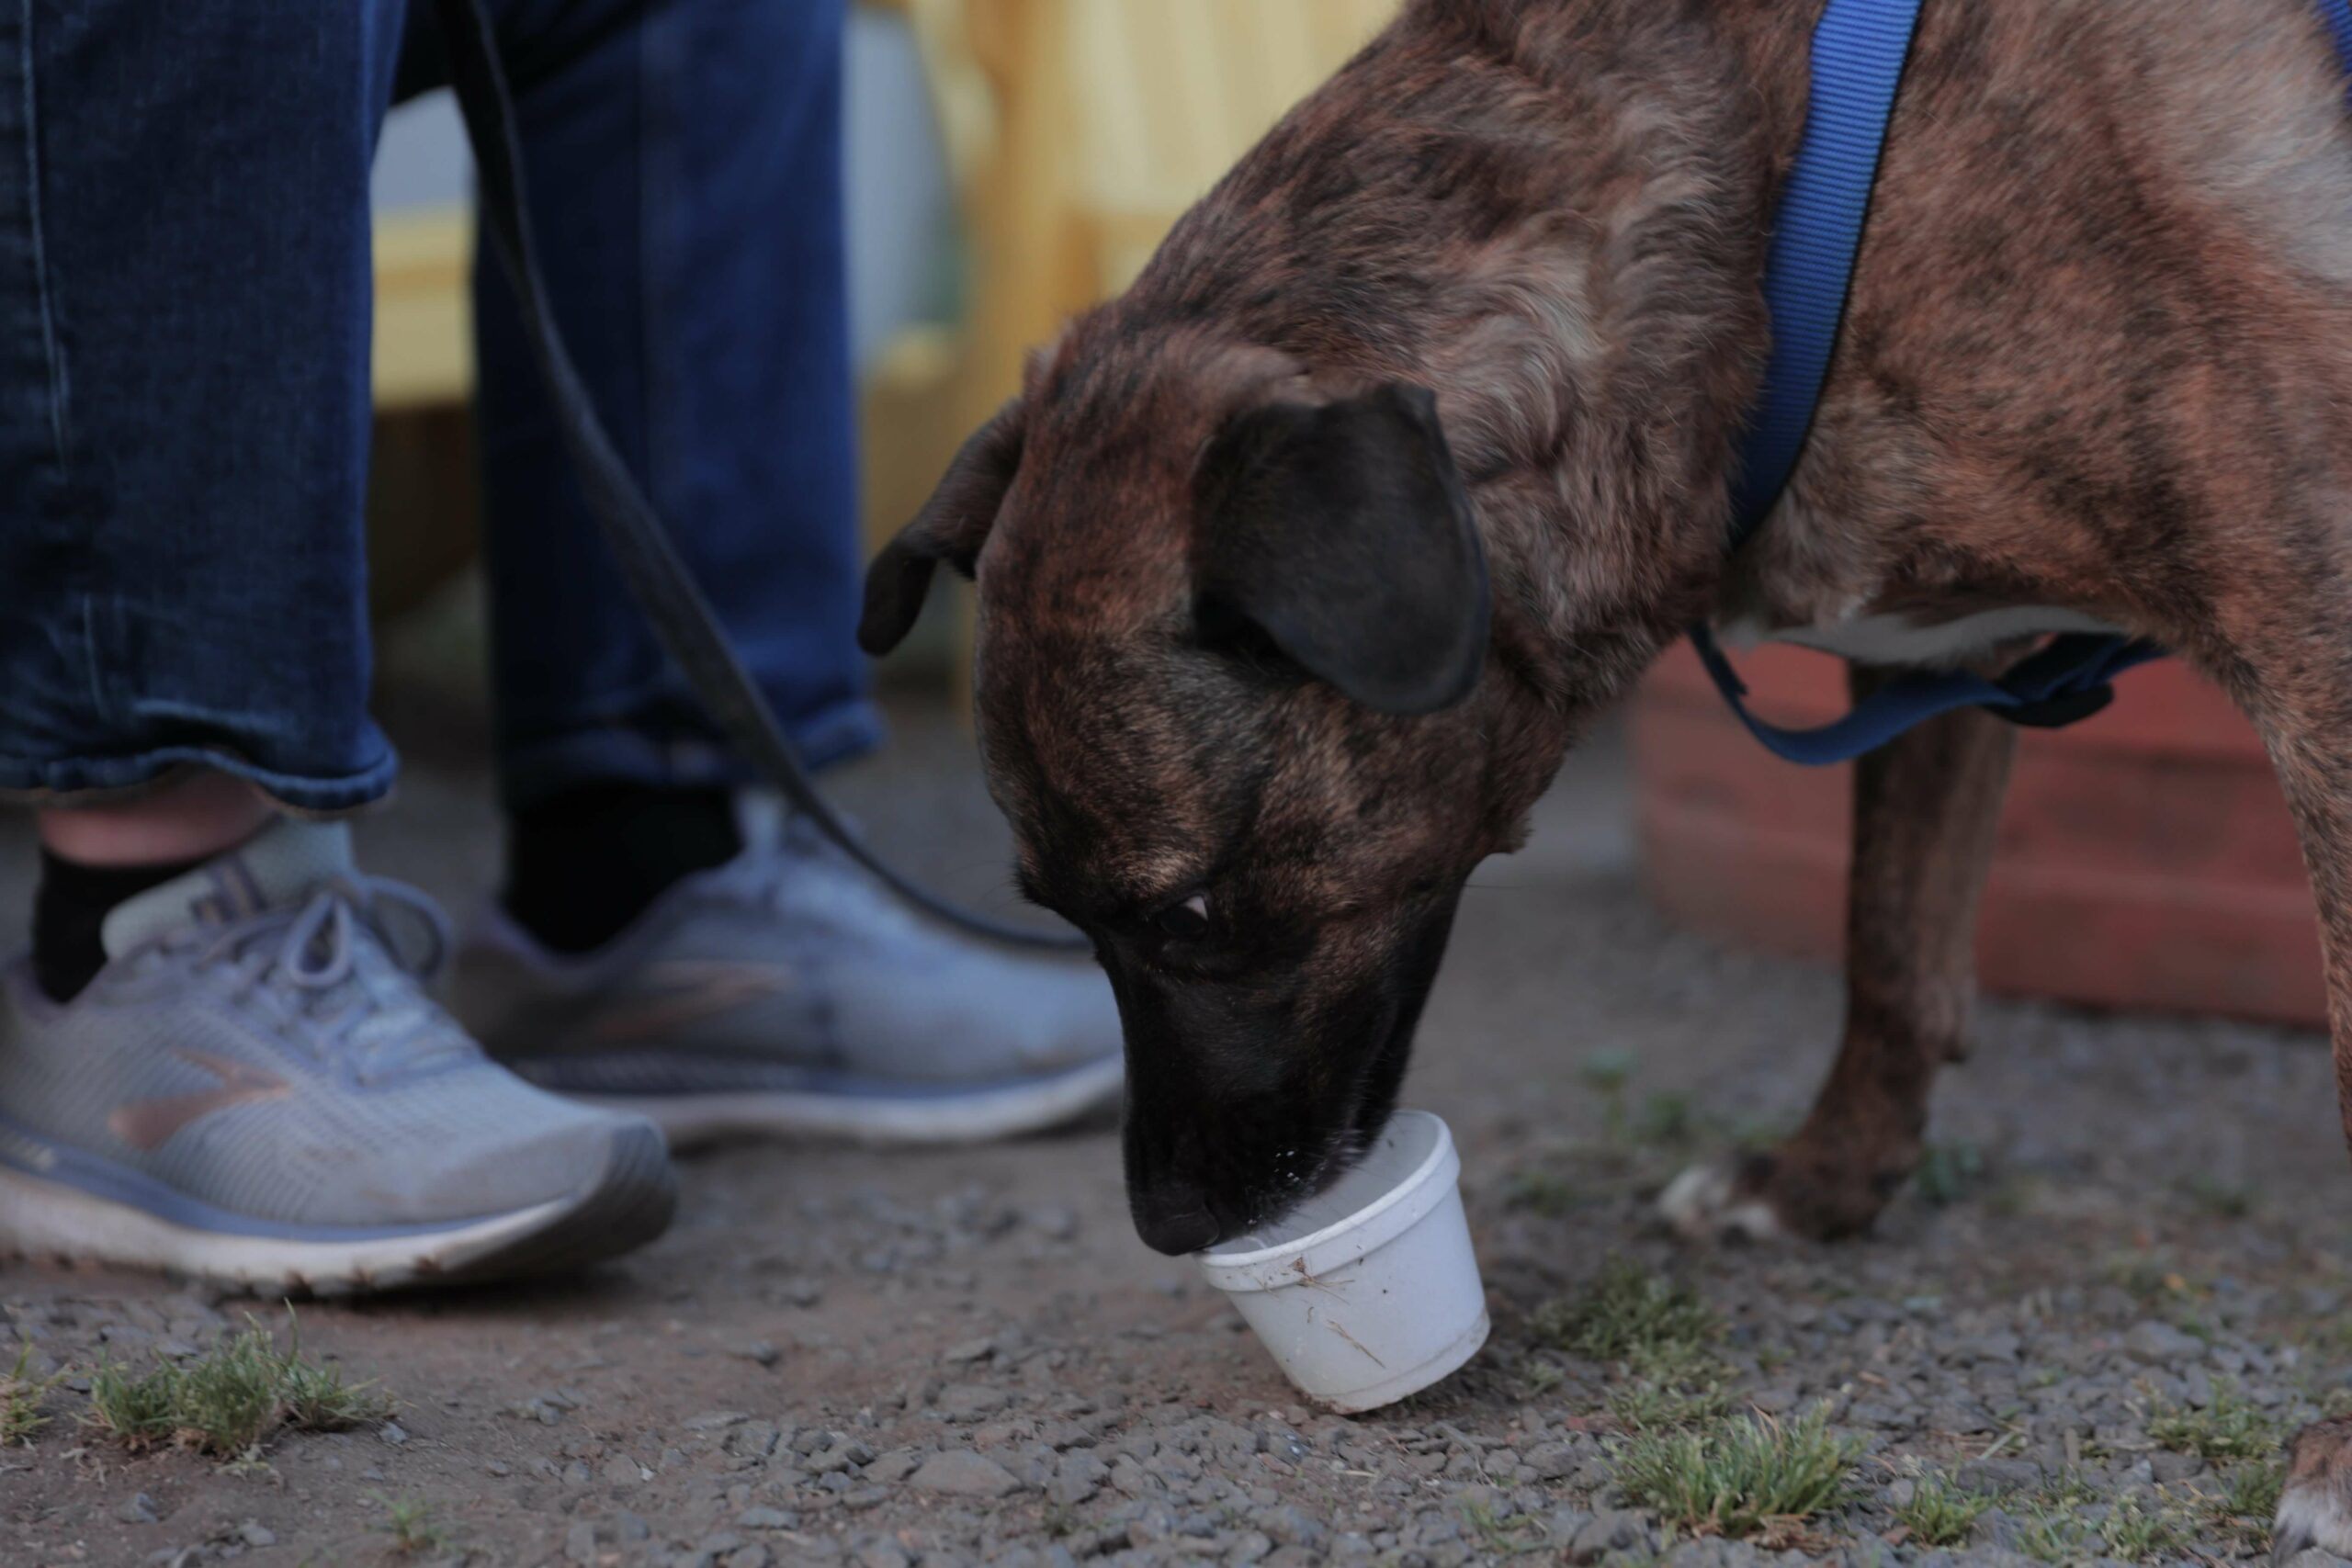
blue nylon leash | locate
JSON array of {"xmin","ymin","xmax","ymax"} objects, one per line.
[
  {"xmin": 1692, "ymin": 0, "xmax": 2179, "ymax": 764},
  {"xmin": 2322, "ymin": 0, "xmax": 2352, "ymax": 76},
  {"xmin": 1724, "ymin": 0, "xmax": 1924, "ymax": 543}
]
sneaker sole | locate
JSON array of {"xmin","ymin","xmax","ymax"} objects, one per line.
[
  {"xmin": 0, "ymin": 1122, "xmax": 676, "ymax": 1294},
  {"xmin": 560, "ymin": 1055, "xmax": 1125, "ymax": 1152}
]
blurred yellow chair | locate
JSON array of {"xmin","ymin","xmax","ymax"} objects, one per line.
[
  {"xmin": 888, "ymin": 0, "xmax": 1396, "ymax": 436},
  {"xmin": 365, "ymin": 0, "xmax": 1401, "ymax": 656},
  {"xmin": 866, "ymin": 0, "xmax": 1397, "ymax": 699}
]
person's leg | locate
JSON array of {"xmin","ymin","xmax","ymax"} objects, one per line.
[
  {"xmin": 0, "ymin": 0, "xmax": 674, "ymax": 1290},
  {"xmin": 0, "ymin": 4, "xmax": 403, "ymax": 817},
  {"xmin": 458, "ymin": 0, "xmax": 878, "ymax": 817},
  {"xmin": 0, "ymin": 0, "xmax": 402, "ymax": 1002},
  {"xmin": 393, "ymin": 0, "xmax": 875, "ymax": 951},
  {"xmin": 428, "ymin": 0, "xmax": 1121, "ymax": 1143}
]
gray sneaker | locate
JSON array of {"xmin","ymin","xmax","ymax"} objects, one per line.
[
  {"xmin": 0, "ymin": 818, "xmax": 675, "ymax": 1293},
  {"xmin": 451, "ymin": 797, "xmax": 1124, "ymax": 1148}
]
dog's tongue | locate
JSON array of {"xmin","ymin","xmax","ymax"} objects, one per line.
[{"xmin": 101, "ymin": 818, "xmax": 357, "ymax": 958}]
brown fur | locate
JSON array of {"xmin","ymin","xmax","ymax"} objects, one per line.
[{"xmin": 866, "ymin": 0, "xmax": 2352, "ymax": 1537}]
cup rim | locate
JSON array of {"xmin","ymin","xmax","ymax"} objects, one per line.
[{"xmin": 1195, "ymin": 1109, "xmax": 1454, "ymax": 1273}]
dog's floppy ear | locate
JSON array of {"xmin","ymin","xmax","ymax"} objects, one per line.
[
  {"xmin": 1194, "ymin": 382, "xmax": 1490, "ymax": 715},
  {"xmin": 858, "ymin": 398, "xmax": 1027, "ymax": 655}
]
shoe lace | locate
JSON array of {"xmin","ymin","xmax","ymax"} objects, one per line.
[{"xmin": 181, "ymin": 875, "xmax": 471, "ymax": 1084}]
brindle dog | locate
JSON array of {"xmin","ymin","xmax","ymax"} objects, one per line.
[{"xmin": 860, "ymin": 0, "xmax": 2352, "ymax": 1545}]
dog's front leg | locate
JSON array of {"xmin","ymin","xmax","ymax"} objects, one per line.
[{"xmin": 1661, "ymin": 660, "xmax": 2018, "ymax": 1242}]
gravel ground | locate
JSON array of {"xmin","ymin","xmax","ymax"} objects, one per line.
[{"xmin": 7, "ymin": 607, "xmax": 2352, "ymax": 1567}]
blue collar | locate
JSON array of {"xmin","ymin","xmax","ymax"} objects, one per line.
[{"xmin": 1692, "ymin": 0, "xmax": 2183, "ymax": 765}]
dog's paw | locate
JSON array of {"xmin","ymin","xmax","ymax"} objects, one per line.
[
  {"xmin": 1657, "ymin": 1161, "xmax": 1785, "ymax": 1245},
  {"xmin": 2276, "ymin": 1417, "xmax": 2352, "ymax": 1563}
]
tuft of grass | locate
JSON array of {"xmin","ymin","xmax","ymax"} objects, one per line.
[
  {"xmin": 87, "ymin": 1359, "xmax": 184, "ymax": 1450},
  {"xmin": 1633, "ymin": 1092, "xmax": 1695, "ymax": 1146},
  {"xmin": 2017, "ymin": 1482, "xmax": 2195, "ymax": 1566},
  {"xmin": 2203, "ymin": 1456, "xmax": 2285, "ymax": 1553},
  {"xmin": 1913, "ymin": 1142, "xmax": 1985, "ymax": 1207},
  {"xmin": 1607, "ymin": 1373, "xmax": 1732, "ymax": 1433},
  {"xmin": 86, "ymin": 1314, "xmax": 389, "ymax": 1460},
  {"xmin": 2098, "ymin": 1495, "xmax": 2195, "ymax": 1562},
  {"xmin": 2147, "ymin": 1377, "xmax": 2278, "ymax": 1461},
  {"xmin": 1532, "ymin": 1258, "xmax": 1719, "ymax": 1364},
  {"xmin": 1457, "ymin": 1497, "xmax": 1546, "ymax": 1557},
  {"xmin": 1577, "ymin": 1050, "xmax": 1634, "ymax": 1097},
  {"xmin": 0, "ymin": 1341, "xmax": 65, "ymax": 1447},
  {"xmin": 2222, "ymin": 1456, "xmax": 2286, "ymax": 1520},
  {"xmin": 1501, "ymin": 1168, "xmax": 1579, "ymax": 1217},
  {"xmin": 276, "ymin": 1338, "xmax": 384, "ymax": 1432},
  {"xmin": 1603, "ymin": 1336, "xmax": 1734, "ymax": 1432},
  {"xmin": 371, "ymin": 1492, "xmax": 451, "ymax": 1557},
  {"xmin": 1533, "ymin": 1260, "xmax": 1730, "ymax": 1433},
  {"xmin": 1894, "ymin": 1471, "xmax": 1990, "ymax": 1548},
  {"xmin": 2177, "ymin": 1171, "xmax": 2255, "ymax": 1218},
  {"xmin": 2101, "ymin": 1250, "xmax": 2203, "ymax": 1305},
  {"xmin": 1518, "ymin": 1355, "xmax": 1566, "ymax": 1397},
  {"xmin": 1611, "ymin": 1405, "xmax": 1860, "ymax": 1540}
]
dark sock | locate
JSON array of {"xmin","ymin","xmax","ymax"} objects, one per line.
[
  {"xmin": 33, "ymin": 849, "xmax": 209, "ymax": 1003},
  {"xmin": 503, "ymin": 784, "xmax": 743, "ymax": 954}
]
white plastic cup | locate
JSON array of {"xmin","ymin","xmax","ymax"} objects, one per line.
[{"xmin": 1194, "ymin": 1110, "xmax": 1488, "ymax": 1413}]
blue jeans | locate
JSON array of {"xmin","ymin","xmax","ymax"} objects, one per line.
[{"xmin": 0, "ymin": 0, "xmax": 878, "ymax": 814}]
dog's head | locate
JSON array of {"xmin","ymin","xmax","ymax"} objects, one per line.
[
  {"xmin": 863, "ymin": 331, "xmax": 1577, "ymax": 1254},
  {"xmin": 856, "ymin": 0, "xmax": 1771, "ymax": 1253}
]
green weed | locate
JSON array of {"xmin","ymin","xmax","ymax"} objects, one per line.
[
  {"xmin": 1501, "ymin": 1168, "xmax": 1579, "ymax": 1217},
  {"xmin": 2177, "ymin": 1172, "xmax": 2256, "ymax": 1219},
  {"xmin": 1913, "ymin": 1141, "xmax": 1985, "ymax": 1207},
  {"xmin": 1611, "ymin": 1405, "xmax": 1860, "ymax": 1540},
  {"xmin": 1606, "ymin": 1373, "xmax": 1732, "ymax": 1433},
  {"xmin": 2147, "ymin": 1378, "xmax": 2278, "ymax": 1461},
  {"xmin": 1532, "ymin": 1258, "xmax": 1719, "ymax": 1364},
  {"xmin": 0, "ymin": 1341, "xmax": 65, "ymax": 1447},
  {"xmin": 1457, "ymin": 1497, "xmax": 1545, "ymax": 1557},
  {"xmin": 2201, "ymin": 1456, "xmax": 2285, "ymax": 1555},
  {"xmin": 2017, "ymin": 1483, "xmax": 2194, "ymax": 1565},
  {"xmin": 370, "ymin": 1492, "xmax": 451, "ymax": 1556},
  {"xmin": 1518, "ymin": 1356, "xmax": 1566, "ymax": 1396},
  {"xmin": 2221, "ymin": 1456, "xmax": 2286, "ymax": 1521},
  {"xmin": 1893, "ymin": 1471, "xmax": 1990, "ymax": 1548},
  {"xmin": 1633, "ymin": 1092, "xmax": 1695, "ymax": 1146},
  {"xmin": 1577, "ymin": 1050, "xmax": 1634, "ymax": 1097},
  {"xmin": 86, "ymin": 1359, "xmax": 184, "ymax": 1451},
  {"xmin": 87, "ymin": 1314, "xmax": 389, "ymax": 1459},
  {"xmin": 2098, "ymin": 1495, "xmax": 2193, "ymax": 1562}
]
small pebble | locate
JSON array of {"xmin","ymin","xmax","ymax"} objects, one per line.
[{"xmin": 908, "ymin": 1450, "xmax": 1023, "ymax": 1498}]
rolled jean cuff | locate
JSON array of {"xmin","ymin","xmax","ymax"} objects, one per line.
[
  {"xmin": 0, "ymin": 738, "xmax": 400, "ymax": 817},
  {"xmin": 496, "ymin": 694, "xmax": 885, "ymax": 810}
]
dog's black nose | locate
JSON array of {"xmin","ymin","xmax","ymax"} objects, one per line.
[{"xmin": 1132, "ymin": 1202, "xmax": 1222, "ymax": 1256}]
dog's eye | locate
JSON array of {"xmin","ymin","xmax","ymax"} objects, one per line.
[{"xmin": 1154, "ymin": 894, "xmax": 1211, "ymax": 941}]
